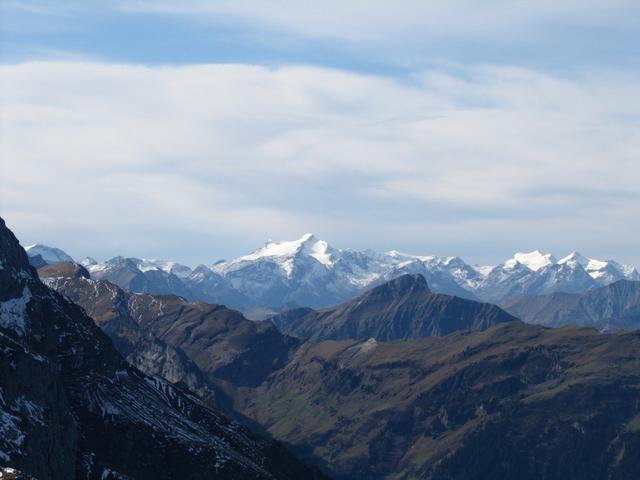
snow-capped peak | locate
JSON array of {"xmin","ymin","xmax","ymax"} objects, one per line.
[
  {"xmin": 81, "ymin": 257, "xmax": 192, "ymax": 278},
  {"xmin": 81, "ymin": 257, "xmax": 98, "ymax": 266},
  {"xmin": 558, "ymin": 251, "xmax": 591, "ymax": 267},
  {"xmin": 473, "ymin": 265, "xmax": 494, "ymax": 277},
  {"xmin": 135, "ymin": 259, "xmax": 193, "ymax": 278},
  {"xmin": 505, "ymin": 250, "xmax": 556, "ymax": 271},
  {"xmin": 558, "ymin": 252, "xmax": 615, "ymax": 274},
  {"xmin": 235, "ymin": 234, "xmax": 335, "ymax": 266},
  {"xmin": 386, "ymin": 250, "xmax": 438, "ymax": 264},
  {"xmin": 25, "ymin": 244, "xmax": 73, "ymax": 264},
  {"xmin": 211, "ymin": 233, "xmax": 337, "ymax": 278},
  {"xmin": 442, "ymin": 256, "xmax": 466, "ymax": 267}
]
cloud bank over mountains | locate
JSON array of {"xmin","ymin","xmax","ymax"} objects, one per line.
[
  {"xmin": 1, "ymin": 61, "xmax": 639, "ymax": 264},
  {"xmin": 1, "ymin": 1, "xmax": 639, "ymax": 265}
]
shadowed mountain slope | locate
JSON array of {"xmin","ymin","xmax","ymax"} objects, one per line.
[
  {"xmin": 270, "ymin": 274, "xmax": 517, "ymax": 342},
  {"xmin": 503, "ymin": 280, "xmax": 640, "ymax": 331}
]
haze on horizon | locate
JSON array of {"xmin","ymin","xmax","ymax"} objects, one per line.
[{"xmin": 1, "ymin": 1, "xmax": 639, "ymax": 267}]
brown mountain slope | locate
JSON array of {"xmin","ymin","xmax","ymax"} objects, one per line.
[
  {"xmin": 270, "ymin": 274, "xmax": 516, "ymax": 342},
  {"xmin": 226, "ymin": 322, "xmax": 640, "ymax": 479},
  {"xmin": 38, "ymin": 262, "xmax": 300, "ymax": 392}
]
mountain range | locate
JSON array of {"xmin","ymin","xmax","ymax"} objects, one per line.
[
  {"xmin": 34, "ymin": 257, "xmax": 640, "ymax": 479},
  {"xmin": 25, "ymin": 236, "xmax": 640, "ymax": 315},
  {"xmin": 6, "ymin": 220, "xmax": 640, "ymax": 479},
  {"xmin": 1, "ymin": 219, "xmax": 325, "ymax": 478}
]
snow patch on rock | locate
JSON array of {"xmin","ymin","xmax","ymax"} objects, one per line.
[{"xmin": 0, "ymin": 287, "xmax": 32, "ymax": 337}]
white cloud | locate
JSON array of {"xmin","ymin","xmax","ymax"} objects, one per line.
[{"xmin": 0, "ymin": 61, "xmax": 638, "ymax": 265}]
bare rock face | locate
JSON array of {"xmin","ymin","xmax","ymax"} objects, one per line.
[
  {"xmin": 270, "ymin": 274, "xmax": 517, "ymax": 342},
  {"xmin": 0, "ymin": 217, "xmax": 326, "ymax": 480}
]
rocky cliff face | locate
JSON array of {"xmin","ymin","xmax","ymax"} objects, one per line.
[
  {"xmin": 270, "ymin": 274, "xmax": 517, "ymax": 342},
  {"xmin": 0, "ymin": 217, "xmax": 325, "ymax": 479}
]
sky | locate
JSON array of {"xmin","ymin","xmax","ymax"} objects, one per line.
[{"xmin": 1, "ymin": 0, "xmax": 639, "ymax": 267}]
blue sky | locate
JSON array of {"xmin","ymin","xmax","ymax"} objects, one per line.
[
  {"xmin": 3, "ymin": 1, "xmax": 640, "ymax": 74},
  {"xmin": 1, "ymin": 1, "xmax": 639, "ymax": 266}
]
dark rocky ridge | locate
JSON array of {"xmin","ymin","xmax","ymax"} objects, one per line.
[
  {"xmin": 0, "ymin": 217, "xmax": 326, "ymax": 479},
  {"xmin": 502, "ymin": 280, "xmax": 640, "ymax": 331},
  {"xmin": 38, "ymin": 262, "xmax": 301, "ymax": 404},
  {"xmin": 270, "ymin": 274, "xmax": 517, "ymax": 342}
]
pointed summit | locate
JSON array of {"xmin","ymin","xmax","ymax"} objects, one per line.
[
  {"xmin": 270, "ymin": 273, "xmax": 515, "ymax": 342},
  {"xmin": 217, "ymin": 234, "xmax": 336, "ymax": 279},
  {"xmin": 299, "ymin": 232, "xmax": 315, "ymax": 242},
  {"xmin": 372, "ymin": 273, "xmax": 431, "ymax": 295},
  {"xmin": 558, "ymin": 251, "xmax": 590, "ymax": 267}
]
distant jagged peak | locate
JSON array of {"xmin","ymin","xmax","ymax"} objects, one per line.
[
  {"xmin": 80, "ymin": 256, "xmax": 98, "ymax": 266},
  {"xmin": 441, "ymin": 255, "xmax": 468, "ymax": 266},
  {"xmin": 473, "ymin": 265, "xmax": 494, "ymax": 277},
  {"xmin": 81, "ymin": 255, "xmax": 192, "ymax": 278},
  {"xmin": 505, "ymin": 250, "xmax": 557, "ymax": 271},
  {"xmin": 386, "ymin": 249, "xmax": 438, "ymax": 263},
  {"xmin": 136, "ymin": 258, "xmax": 192, "ymax": 278},
  {"xmin": 558, "ymin": 250, "xmax": 609, "ymax": 270},
  {"xmin": 558, "ymin": 250, "xmax": 590, "ymax": 267},
  {"xmin": 25, "ymin": 243, "xmax": 73, "ymax": 264},
  {"xmin": 558, "ymin": 251, "xmax": 625, "ymax": 274},
  {"xmin": 222, "ymin": 233, "xmax": 337, "ymax": 271}
]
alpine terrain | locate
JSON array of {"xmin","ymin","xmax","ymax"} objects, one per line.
[
  {"xmin": 0, "ymin": 218, "xmax": 325, "ymax": 479},
  {"xmin": 34, "ymin": 253, "xmax": 640, "ymax": 479},
  {"xmin": 26, "ymin": 239, "xmax": 639, "ymax": 315}
]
